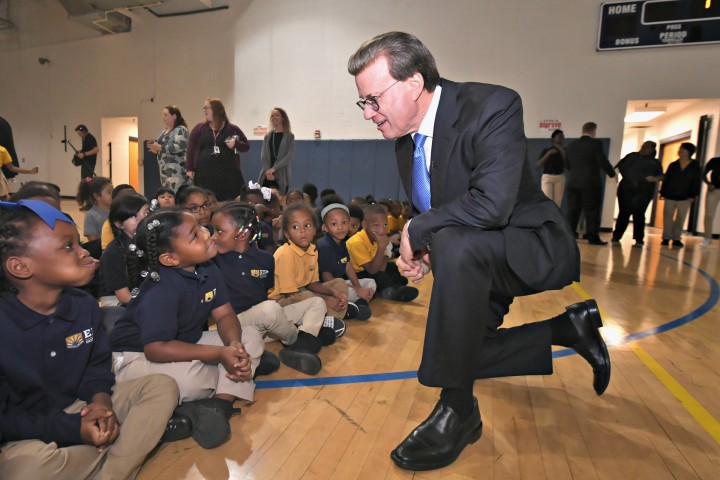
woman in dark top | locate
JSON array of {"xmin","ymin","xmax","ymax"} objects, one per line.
[
  {"xmin": 186, "ymin": 98, "xmax": 249, "ymax": 201},
  {"xmin": 537, "ymin": 129, "xmax": 566, "ymax": 207},
  {"xmin": 660, "ymin": 142, "xmax": 701, "ymax": 248},
  {"xmin": 258, "ymin": 107, "xmax": 295, "ymax": 194}
]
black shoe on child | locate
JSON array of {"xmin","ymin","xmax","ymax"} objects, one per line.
[
  {"xmin": 673, "ymin": 240, "xmax": 684, "ymax": 248},
  {"xmin": 160, "ymin": 411, "xmax": 193, "ymax": 443},
  {"xmin": 661, "ymin": 239, "xmax": 670, "ymax": 246},
  {"xmin": 323, "ymin": 316, "xmax": 346, "ymax": 338},
  {"xmin": 279, "ymin": 349, "xmax": 322, "ymax": 375},
  {"xmin": 382, "ymin": 286, "xmax": 419, "ymax": 302},
  {"xmin": 285, "ymin": 330, "xmax": 322, "ymax": 353},
  {"xmin": 254, "ymin": 351, "xmax": 280, "ymax": 378},
  {"xmin": 318, "ymin": 326, "xmax": 336, "ymax": 346},
  {"xmin": 345, "ymin": 301, "xmax": 372, "ymax": 320},
  {"xmin": 175, "ymin": 398, "xmax": 240, "ymax": 449}
]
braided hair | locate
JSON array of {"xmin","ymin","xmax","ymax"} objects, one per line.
[
  {"xmin": 109, "ymin": 193, "xmax": 149, "ymax": 290},
  {"xmin": 213, "ymin": 201, "xmax": 260, "ymax": 243},
  {"xmin": 0, "ymin": 206, "xmax": 38, "ymax": 294},
  {"xmin": 126, "ymin": 208, "xmax": 186, "ymax": 289}
]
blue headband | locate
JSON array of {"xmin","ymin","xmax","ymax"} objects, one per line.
[{"xmin": 0, "ymin": 200, "xmax": 75, "ymax": 229}]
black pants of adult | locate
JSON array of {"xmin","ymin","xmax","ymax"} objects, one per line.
[
  {"xmin": 567, "ymin": 187, "xmax": 602, "ymax": 240},
  {"xmin": 613, "ymin": 181, "xmax": 655, "ymax": 242},
  {"xmin": 357, "ymin": 262, "xmax": 408, "ymax": 293},
  {"xmin": 417, "ymin": 227, "xmax": 557, "ymax": 389}
]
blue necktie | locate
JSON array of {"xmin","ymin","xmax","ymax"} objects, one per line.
[{"xmin": 412, "ymin": 133, "xmax": 431, "ymax": 213}]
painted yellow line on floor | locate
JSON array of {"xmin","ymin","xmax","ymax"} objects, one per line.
[{"xmin": 571, "ymin": 282, "xmax": 720, "ymax": 445}]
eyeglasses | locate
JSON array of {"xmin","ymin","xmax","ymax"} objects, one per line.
[
  {"xmin": 184, "ymin": 201, "xmax": 216, "ymax": 214},
  {"xmin": 356, "ymin": 80, "xmax": 400, "ymax": 111}
]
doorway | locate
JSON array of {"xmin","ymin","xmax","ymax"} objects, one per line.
[{"xmin": 100, "ymin": 117, "xmax": 138, "ymax": 188}]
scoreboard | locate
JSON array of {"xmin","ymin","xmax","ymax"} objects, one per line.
[{"xmin": 598, "ymin": 0, "xmax": 720, "ymax": 50}]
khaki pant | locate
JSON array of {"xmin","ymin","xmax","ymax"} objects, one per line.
[
  {"xmin": 662, "ymin": 198, "xmax": 693, "ymax": 241},
  {"xmin": 541, "ymin": 173, "xmax": 566, "ymax": 207},
  {"xmin": 704, "ymin": 189, "xmax": 720, "ymax": 239},
  {"xmin": 345, "ymin": 278, "xmax": 377, "ymax": 303},
  {"xmin": 237, "ymin": 298, "xmax": 326, "ymax": 342},
  {"xmin": 114, "ymin": 330, "xmax": 262, "ymax": 403},
  {"xmin": 276, "ymin": 278, "xmax": 348, "ymax": 318},
  {"xmin": 0, "ymin": 375, "xmax": 178, "ymax": 480}
]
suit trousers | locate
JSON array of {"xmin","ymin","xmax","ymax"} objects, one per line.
[
  {"xmin": 704, "ymin": 189, "xmax": 720, "ymax": 239},
  {"xmin": 0, "ymin": 375, "xmax": 178, "ymax": 480},
  {"xmin": 662, "ymin": 199, "xmax": 692, "ymax": 241},
  {"xmin": 418, "ymin": 226, "xmax": 554, "ymax": 388},
  {"xmin": 567, "ymin": 187, "xmax": 602, "ymax": 240},
  {"xmin": 613, "ymin": 182, "xmax": 655, "ymax": 242}
]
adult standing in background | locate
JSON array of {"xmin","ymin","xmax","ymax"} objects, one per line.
[
  {"xmin": 536, "ymin": 129, "xmax": 566, "ymax": 207},
  {"xmin": 74, "ymin": 124, "xmax": 99, "ymax": 179},
  {"xmin": 660, "ymin": 142, "xmax": 701, "ymax": 248},
  {"xmin": 565, "ymin": 122, "xmax": 616, "ymax": 245},
  {"xmin": 348, "ymin": 32, "xmax": 609, "ymax": 471},
  {"xmin": 186, "ymin": 98, "xmax": 249, "ymax": 201},
  {"xmin": 0, "ymin": 116, "xmax": 20, "ymax": 180},
  {"xmin": 258, "ymin": 107, "xmax": 295, "ymax": 194},
  {"xmin": 701, "ymin": 156, "xmax": 720, "ymax": 247},
  {"xmin": 611, "ymin": 141, "xmax": 662, "ymax": 247},
  {"xmin": 147, "ymin": 105, "xmax": 190, "ymax": 192}
]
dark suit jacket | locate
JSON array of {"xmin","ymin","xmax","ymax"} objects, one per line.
[
  {"xmin": 565, "ymin": 135, "xmax": 615, "ymax": 189},
  {"xmin": 396, "ymin": 80, "xmax": 579, "ymax": 291}
]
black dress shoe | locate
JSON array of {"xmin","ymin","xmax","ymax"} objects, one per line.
[
  {"xmin": 160, "ymin": 412, "xmax": 193, "ymax": 443},
  {"xmin": 587, "ymin": 238, "xmax": 608, "ymax": 246},
  {"xmin": 391, "ymin": 397, "xmax": 482, "ymax": 471},
  {"xmin": 565, "ymin": 299, "xmax": 611, "ymax": 395}
]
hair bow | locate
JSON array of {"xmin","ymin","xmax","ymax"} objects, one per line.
[
  {"xmin": 260, "ymin": 187, "xmax": 272, "ymax": 201},
  {"xmin": 248, "ymin": 181, "xmax": 261, "ymax": 190},
  {"xmin": 0, "ymin": 200, "xmax": 75, "ymax": 230}
]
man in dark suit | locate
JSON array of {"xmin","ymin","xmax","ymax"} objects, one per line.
[
  {"xmin": 348, "ymin": 32, "xmax": 611, "ymax": 471},
  {"xmin": 565, "ymin": 122, "xmax": 616, "ymax": 245}
]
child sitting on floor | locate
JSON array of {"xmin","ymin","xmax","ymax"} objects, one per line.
[
  {"xmin": 0, "ymin": 199, "xmax": 179, "ymax": 479},
  {"xmin": 346, "ymin": 203, "xmax": 418, "ymax": 302},
  {"xmin": 211, "ymin": 202, "xmax": 334, "ymax": 375},
  {"xmin": 109, "ymin": 208, "xmax": 264, "ymax": 449}
]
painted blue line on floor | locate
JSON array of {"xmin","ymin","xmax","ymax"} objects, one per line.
[{"xmin": 256, "ymin": 252, "xmax": 719, "ymax": 389}]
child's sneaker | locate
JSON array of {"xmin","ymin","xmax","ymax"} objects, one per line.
[
  {"xmin": 345, "ymin": 302, "xmax": 372, "ymax": 320},
  {"xmin": 254, "ymin": 351, "xmax": 280, "ymax": 378},
  {"xmin": 323, "ymin": 315, "xmax": 346, "ymax": 338}
]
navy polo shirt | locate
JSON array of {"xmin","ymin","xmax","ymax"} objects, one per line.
[
  {"xmin": 257, "ymin": 220, "xmax": 275, "ymax": 251},
  {"xmin": 212, "ymin": 246, "xmax": 274, "ymax": 314},
  {"xmin": 109, "ymin": 262, "xmax": 229, "ymax": 352},
  {"xmin": 0, "ymin": 288, "xmax": 114, "ymax": 447},
  {"xmin": 317, "ymin": 233, "xmax": 349, "ymax": 279},
  {"xmin": 98, "ymin": 236, "xmax": 130, "ymax": 298}
]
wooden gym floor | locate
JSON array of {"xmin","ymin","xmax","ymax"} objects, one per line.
[{"xmin": 125, "ymin": 228, "xmax": 719, "ymax": 480}]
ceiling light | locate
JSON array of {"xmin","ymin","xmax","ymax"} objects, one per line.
[{"xmin": 624, "ymin": 106, "xmax": 666, "ymax": 123}]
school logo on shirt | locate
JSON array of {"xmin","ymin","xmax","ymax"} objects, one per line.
[
  {"xmin": 250, "ymin": 269, "xmax": 269, "ymax": 279},
  {"xmin": 203, "ymin": 288, "xmax": 217, "ymax": 303},
  {"xmin": 83, "ymin": 328, "xmax": 94, "ymax": 344},
  {"xmin": 340, "ymin": 256, "xmax": 348, "ymax": 264},
  {"xmin": 66, "ymin": 333, "xmax": 84, "ymax": 349}
]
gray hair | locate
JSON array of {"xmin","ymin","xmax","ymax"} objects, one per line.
[{"xmin": 348, "ymin": 32, "xmax": 440, "ymax": 92}]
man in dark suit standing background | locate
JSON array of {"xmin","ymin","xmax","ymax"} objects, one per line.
[
  {"xmin": 348, "ymin": 32, "xmax": 611, "ymax": 472},
  {"xmin": 565, "ymin": 122, "xmax": 616, "ymax": 245}
]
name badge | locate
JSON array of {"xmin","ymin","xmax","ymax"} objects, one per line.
[{"xmin": 213, "ymin": 146, "xmax": 220, "ymax": 154}]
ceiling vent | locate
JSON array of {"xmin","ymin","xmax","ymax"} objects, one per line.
[{"xmin": 57, "ymin": 0, "xmax": 132, "ymax": 35}]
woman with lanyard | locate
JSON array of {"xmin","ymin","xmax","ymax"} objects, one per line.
[
  {"xmin": 258, "ymin": 107, "xmax": 295, "ymax": 195},
  {"xmin": 147, "ymin": 105, "xmax": 190, "ymax": 192},
  {"xmin": 186, "ymin": 98, "xmax": 249, "ymax": 202}
]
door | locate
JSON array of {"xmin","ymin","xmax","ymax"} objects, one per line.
[{"xmin": 129, "ymin": 137, "xmax": 139, "ymax": 191}]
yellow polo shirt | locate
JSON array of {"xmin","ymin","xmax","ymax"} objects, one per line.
[
  {"xmin": 387, "ymin": 214, "xmax": 406, "ymax": 234},
  {"xmin": 346, "ymin": 229, "xmax": 377, "ymax": 273},
  {"xmin": 268, "ymin": 241, "xmax": 320, "ymax": 299}
]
